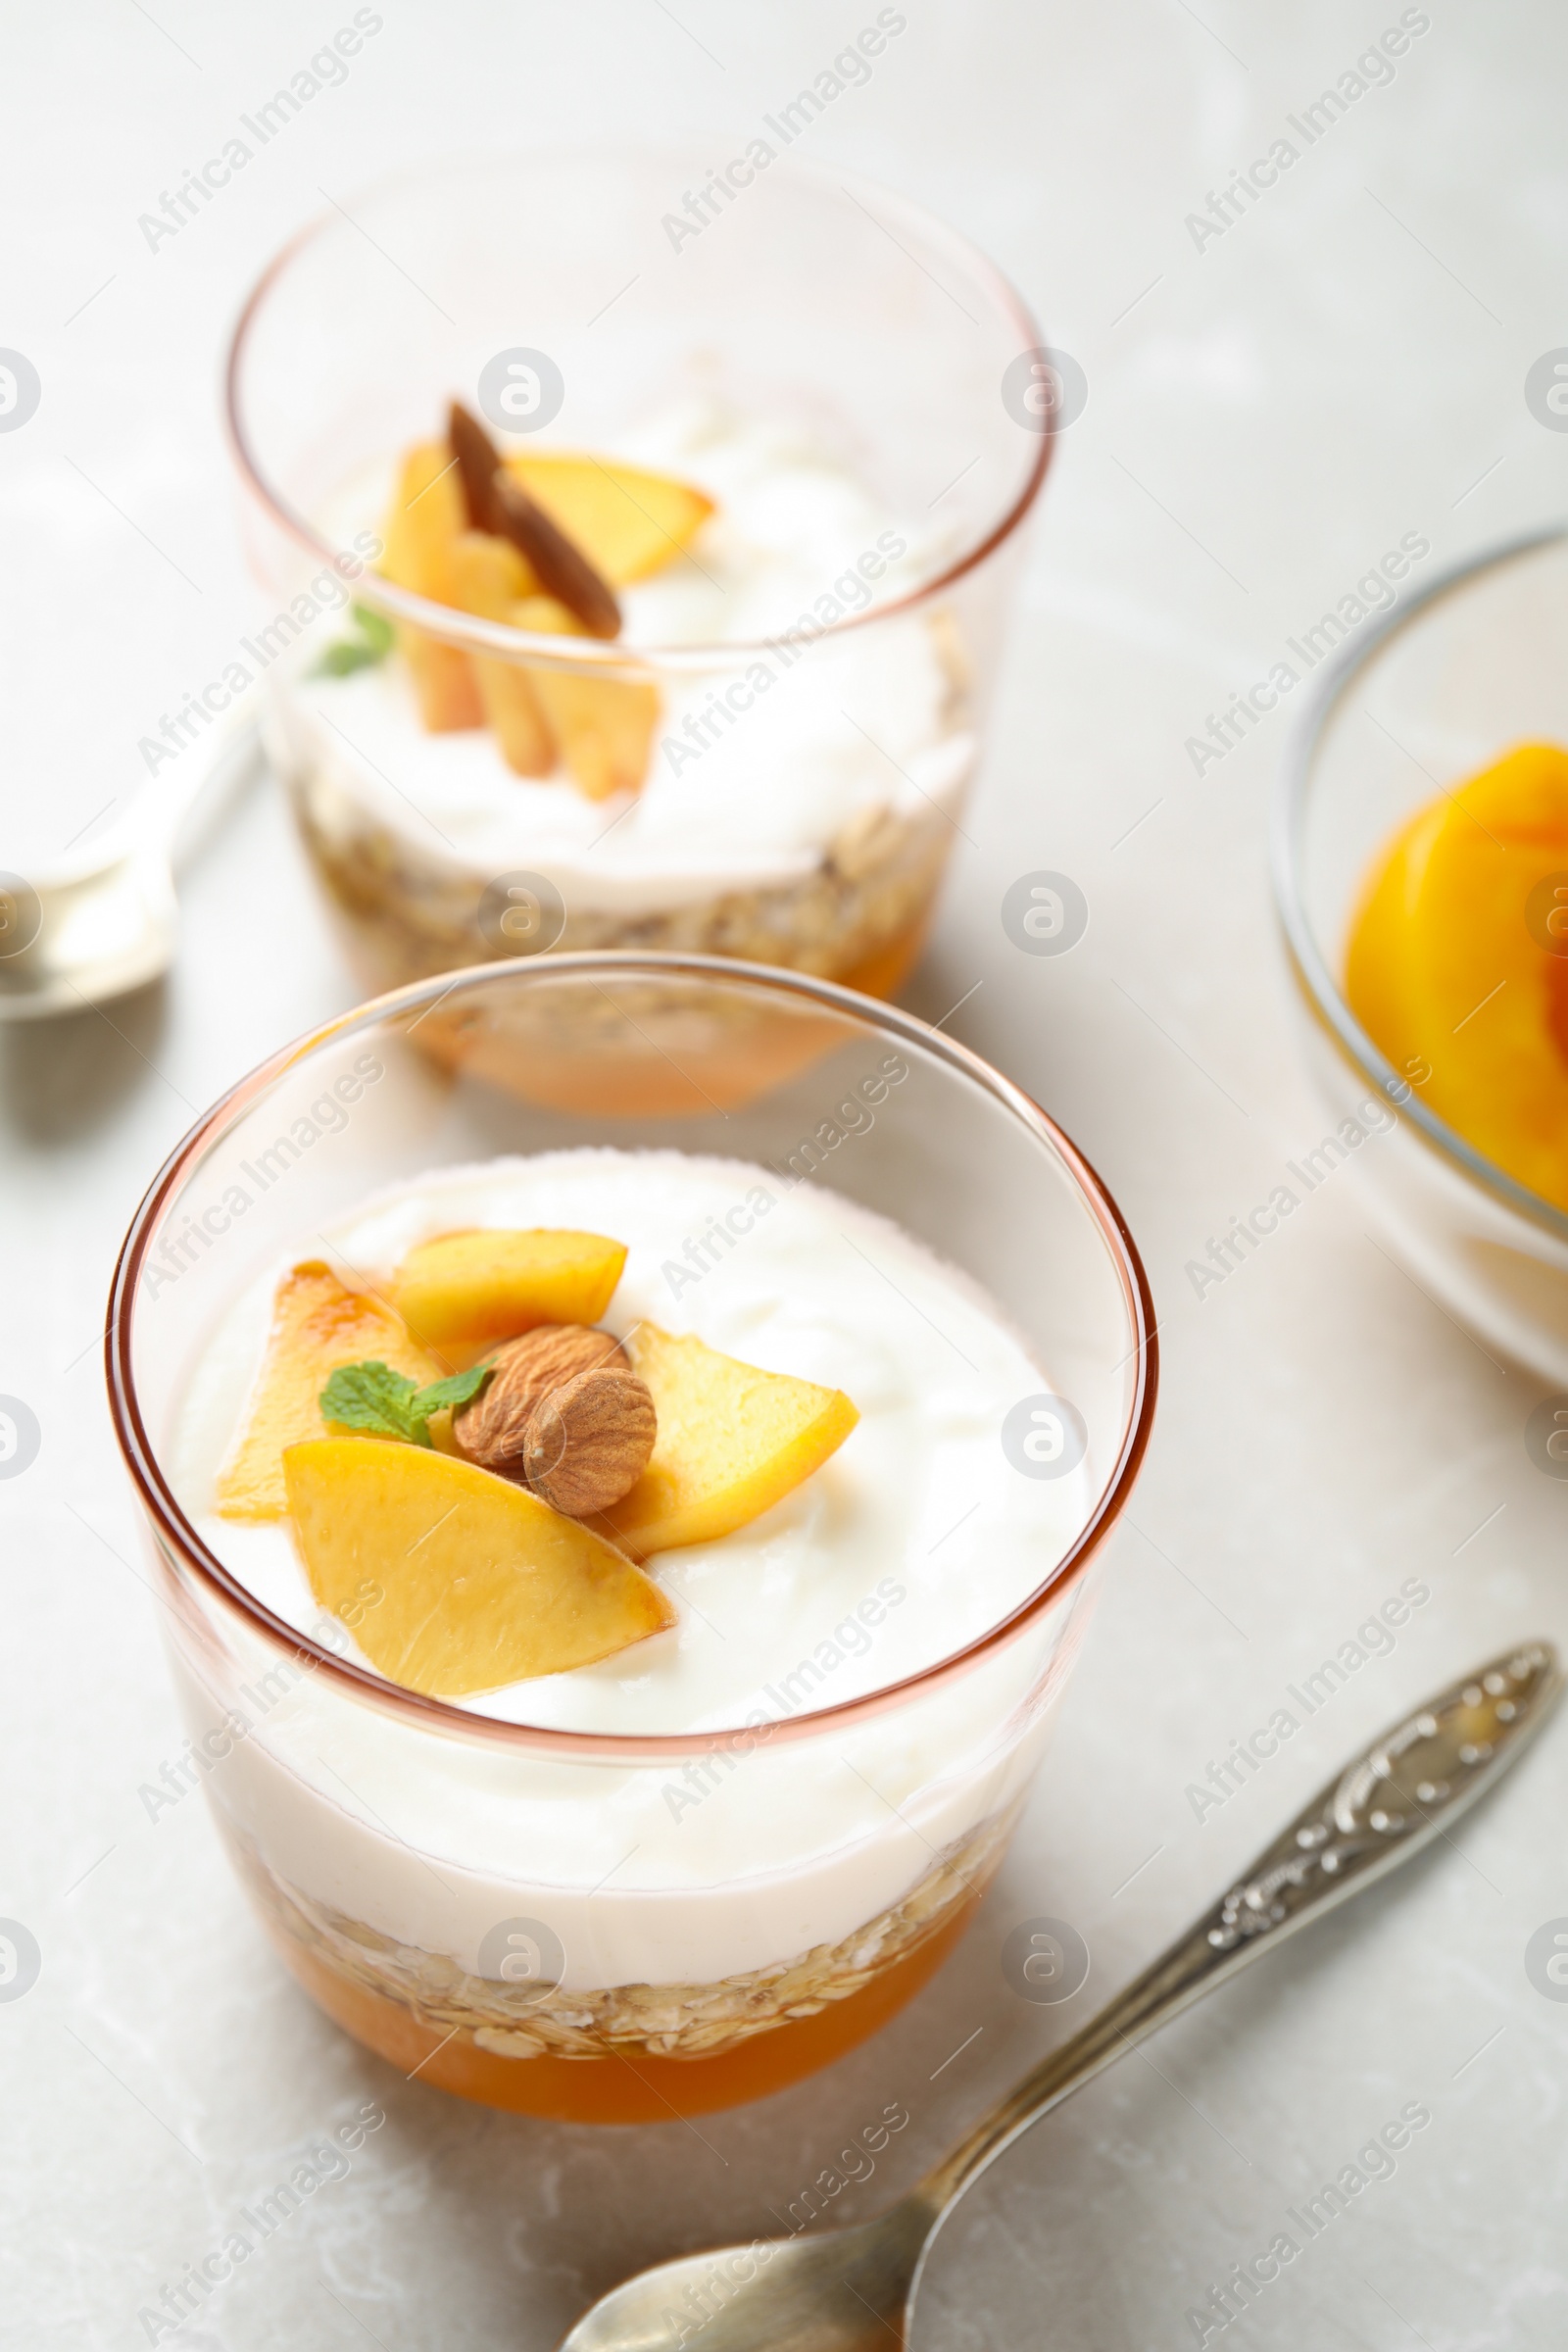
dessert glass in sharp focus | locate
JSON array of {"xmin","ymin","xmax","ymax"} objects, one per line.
[
  {"xmin": 1274, "ymin": 526, "xmax": 1568, "ymax": 1382},
  {"xmin": 107, "ymin": 956, "xmax": 1154, "ymax": 2122},
  {"xmin": 223, "ymin": 148, "xmax": 1051, "ymax": 999}
]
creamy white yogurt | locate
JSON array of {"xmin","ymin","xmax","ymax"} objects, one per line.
[
  {"xmin": 280, "ymin": 409, "xmax": 973, "ymax": 913},
  {"xmin": 180, "ymin": 1149, "xmax": 1082, "ymax": 1731},
  {"xmin": 171, "ymin": 1152, "xmax": 1094, "ymax": 1984}
]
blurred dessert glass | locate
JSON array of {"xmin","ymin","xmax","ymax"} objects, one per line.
[{"xmin": 224, "ymin": 148, "xmax": 1053, "ymax": 996}]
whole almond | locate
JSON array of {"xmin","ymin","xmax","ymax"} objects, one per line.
[
  {"xmin": 523, "ymin": 1364, "xmax": 657, "ymax": 1516},
  {"xmin": 453, "ymin": 1324, "xmax": 625, "ymax": 1477}
]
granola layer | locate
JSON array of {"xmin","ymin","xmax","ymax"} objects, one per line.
[
  {"xmin": 286, "ymin": 769, "xmax": 956, "ymax": 995},
  {"xmin": 228, "ymin": 1800, "xmax": 1018, "ymax": 2064}
]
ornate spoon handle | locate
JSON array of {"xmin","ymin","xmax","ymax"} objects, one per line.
[{"xmin": 919, "ymin": 1641, "xmax": 1560, "ymax": 2210}]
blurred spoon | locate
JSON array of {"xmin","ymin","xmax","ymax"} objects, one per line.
[
  {"xmin": 0, "ymin": 705, "xmax": 263, "ymax": 1018},
  {"xmin": 557, "ymin": 1642, "xmax": 1560, "ymax": 2352}
]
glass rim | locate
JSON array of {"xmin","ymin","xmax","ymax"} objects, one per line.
[
  {"xmin": 1270, "ymin": 519, "xmax": 1568, "ymax": 1248},
  {"xmin": 106, "ymin": 952, "xmax": 1158, "ymax": 1764},
  {"xmin": 221, "ymin": 143, "xmax": 1055, "ymax": 674}
]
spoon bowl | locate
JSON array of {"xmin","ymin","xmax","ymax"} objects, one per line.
[
  {"xmin": 0, "ymin": 712, "xmax": 261, "ymax": 1019},
  {"xmin": 562, "ymin": 2205, "xmax": 934, "ymax": 2352},
  {"xmin": 0, "ymin": 851, "xmax": 178, "ymax": 1017}
]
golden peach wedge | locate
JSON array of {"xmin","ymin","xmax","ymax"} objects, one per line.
[
  {"xmin": 1346, "ymin": 741, "xmax": 1568, "ymax": 1210},
  {"xmin": 390, "ymin": 1229, "xmax": 627, "ymax": 1350},
  {"xmin": 503, "ymin": 454, "xmax": 713, "ymax": 586},
  {"xmin": 215, "ymin": 1263, "xmax": 444, "ymax": 1522},
  {"xmin": 445, "ymin": 530, "xmax": 556, "ymax": 775},
  {"xmin": 593, "ymin": 1324, "xmax": 858, "ymax": 1557},
  {"xmin": 379, "ymin": 441, "xmax": 485, "ymax": 732},
  {"xmin": 283, "ymin": 1439, "xmax": 674, "ymax": 1695},
  {"xmin": 511, "ymin": 593, "xmax": 660, "ymax": 803}
]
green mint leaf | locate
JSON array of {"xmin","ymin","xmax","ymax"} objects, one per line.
[
  {"xmin": 351, "ymin": 601, "xmax": 395, "ymax": 658},
  {"xmin": 313, "ymin": 639, "xmax": 379, "ymax": 677},
  {"xmin": 319, "ymin": 1361, "xmax": 423, "ymax": 1443},
  {"xmin": 312, "ymin": 601, "xmax": 395, "ymax": 679},
  {"xmin": 413, "ymin": 1364, "xmax": 495, "ymax": 1419},
  {"xmin": 319, "ymin": 1359, "xmax": 493, "ymax": 1448}
]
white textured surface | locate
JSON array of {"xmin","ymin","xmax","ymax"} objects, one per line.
[{"xmin": 4, "ymin": 5, "xmax": 1568, "ymax": 2347}]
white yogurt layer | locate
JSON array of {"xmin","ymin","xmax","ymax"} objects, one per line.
[
  {"xmin": 179, "ymin": 1150, "xmax": 1081, "ymax": 1731},
  {"xmin": 169, "ymin": 1152, "xmax": 1092, "ymax": 1984},
  {"xmin": 281, "ymin": 408, "xmax": 974, "ymax": 913}
]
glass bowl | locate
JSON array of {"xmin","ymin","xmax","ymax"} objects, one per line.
[
  {"xmin": 106, "ymin": 956, "xmax": 1155, "ymax": 2121},
  {"xmin": 1273, "ymin": 525, "xmax": 1568, "ymax": 1380},
  {"xmin": 224, "ymin": 148, "xmax": 1053, "ymax": 999}
]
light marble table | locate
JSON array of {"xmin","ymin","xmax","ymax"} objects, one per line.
[{"xmin": 5, "ymin": 4, "xmax": 1567, "ymax": 2345}]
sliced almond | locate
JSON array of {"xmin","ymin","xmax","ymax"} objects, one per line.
[{"xmin": 448, "ymin": 401, "xmax": 621, "ymax": 640}]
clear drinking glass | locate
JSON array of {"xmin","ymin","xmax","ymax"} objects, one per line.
[
  {"xmin": 107, "ymin": 956, "xmax": 1154, "ymax": 2121},
  {"xmin": 223, "ymin": 147, "xmax": 1052, "ymax": 998},
  {"xmin": 1274, "ymin": 526, "xmax": 1568, "ymax": 1381}
]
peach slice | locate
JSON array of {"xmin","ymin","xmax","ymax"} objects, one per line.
[
  {"xmin": 1344, "ymin": 796, "xmax": 1446, "ymax": 1082},
  {"xmin": 513, "ymin": 593, "xmax": 660, "ymax": 802},
  {"xmin": 283, "ymin": 1439, "xmax": 674, "ymax": 1694},
  {"xmin": 380, "ymin": 442, "xmax": 486, "ymax": 732},
  {"xmin": 592, "ymin": 1325, "xmax": 858, "ymax": 1557},
  {"xmin": 504, "ymin": 454, "xmax": 713, "ymax": 586},
  {"xmin": 1346, "ymin": 742, "xmax": 1568, "ymax": 1209},
  {"xmin": 446, "ymin": 531, "xmax": 555, "ymax": 776},
  {"xmin": 216, "ymin": 1263, "xmax": 444, "ymax": 1522},
  {"xmin": 390, "ymin": 1229, "xmax": 627, "ymax": 1349}
]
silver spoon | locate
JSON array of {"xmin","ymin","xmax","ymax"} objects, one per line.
[
  {"xmin": 0, "ymin": 707, "xmax": 263, "ymax": 1018},
  {"xmin": 558, "ymin": 1641, "xmax": 1560, "ymax": 2352}
]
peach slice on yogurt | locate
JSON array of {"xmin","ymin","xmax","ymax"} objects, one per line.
[
  {"xmin": 445, "ymin": 530, "xmax": 557, "ymax": 777},
  {"xmin": 380, "ymin": 441, "xmax": 486, "ymax": 732},
  {"xmin": 390, "ymin": 1228, "xmax": 627, "ymax": 1351},
  {"xmin": 283, "ymin": 1438, "xmax": 675, "ymax": 1694},
  {"xmin": 503, "ymin": 452, "xmax": 713, "ymax": 587},
  {"xmin": 215, "ymin": 1263, "xmax": 445, "ymax": 1522},
  {"xmin": 592, "ymin": 1324, "xmax": 859, "ymax": 1557},
  {"xmin": 510, "ymin": 593, "xmax": 662, "ymax": 804}
]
